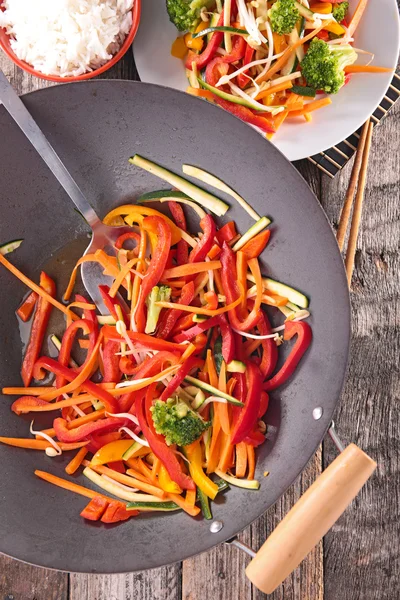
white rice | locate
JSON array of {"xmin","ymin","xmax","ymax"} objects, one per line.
[{"xmin": 0, "ymin": 0, "xmax": 134, "ymax": 77}]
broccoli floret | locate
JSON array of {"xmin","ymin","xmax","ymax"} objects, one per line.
[
  {"xmin": 145, "ymin": 285, "xmax": 171, "ymax": 334},
  {"xmin": 332, "ymin": 1, "xmax": 349, "ymax": 22},
  {"xmin": 151, "ymin": 398, "xmax": 211, "ymax": 446},
  {"xmin": 268, "ymin": 0, "xmax": 300, "ymax": 35},
  {"xmin": 166, "ymin": 0, "xmax": 215, "ymax": 32},
  {"xmin": 300, "ymin": 39, "xmax": 357, "ymax": 94}
]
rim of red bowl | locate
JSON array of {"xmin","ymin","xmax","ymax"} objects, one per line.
[{"xmin": 0, "ymin": 0, "xmax": 141, "ymax": 82}]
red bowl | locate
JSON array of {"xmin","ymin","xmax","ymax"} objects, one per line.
[{"xmin": 0, "ymin": 0, "xmax": 141, "ymax": 82}]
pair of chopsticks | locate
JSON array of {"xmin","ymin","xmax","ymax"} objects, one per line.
[{"xmin": 336, "ymin": 119, "xmax": 374, "ymax": 286}]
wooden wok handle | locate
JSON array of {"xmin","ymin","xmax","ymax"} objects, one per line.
[{"xmin": 245, "ymin": 443, "xmax": 376, "ymax": 594}]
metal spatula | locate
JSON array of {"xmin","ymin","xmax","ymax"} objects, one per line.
[{"xmin": 0, "ymin": 69, "xmax": 129, "ymax": 313}]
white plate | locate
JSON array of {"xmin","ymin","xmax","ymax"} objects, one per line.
[{"xmin": 134, "ymin": 0, "xmax": 400, "ymax": 161}]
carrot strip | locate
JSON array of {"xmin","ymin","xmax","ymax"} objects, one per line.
[
  {"xmin": 235, "ymin": 442, "xmax": 248, "ymax": 478},
  {"xmin": 155, "ymin": 296, "xmax": 241, "ymax": 315},
  {"xmin": 287, "ymin": 96, "xmax": 332, "ymax": 117},
  {"xmin": 347, "ymin": 0, "xmax": 369, "ymax": 37},
  {"xmin": 15, "ymin": 393, "xmax": 95, "ymax": 413},
  {"xmin": 261, "ymin": 292, "xmax": 289, "ymax": 306},
  {"xmin": 244, "ymin": 339, "xmax": 262, "ymax": 357},
  {"xmin": 206, "ymin": 411, "xmax": 222, "ymax": 474},
  {"xmin": 125, "ymin": 466, "xmax": 155, "ymax": 484},
  {"xmin": 248, "ymin": 258, "xmax": 263, "ymax": 316},
  {"xmin": 78, "ymin": 339, "xmax": 91, "ymax": 349},
  {"xmin": 217, "ymin": 361, "xmax": 230, "ymax": 435},
  {"xmin": 207, "ymin": 244, "xmax": 221, "ymax": 260},
  {"xmin": 135, "ymin": 457, "xmax": 154, "ymax": 481},
  {"xmin": 163, "ymin": 261, "xmax": 221, "ymax": 279},
  {"xmin": 65, "ymin": 447, "xmax": 88, "ymax": 475},
  {"xmin": 131, "ymin": 228, "xmax": 147, "ymax": 316},
  {"xmin": 35, "ymin": 469, "xmax": 114, "ymax": 501},
  {"xmin": 344, "ymin": 65, "xmax": 393, "ymax": 74},
  {"xmin": 86, "ymin": 462, "xmax": 166, "ymax": 498},
  {"xmin": 109, "ymin": 258, "xmax": 138, "ymax": 298},
  {"xmin": 273, "ymin": 92, "xmax": 301, "ymax": 131},
  {"xmin": 2, "ymin": 387, "xmax": 55, "ymax": 395},
  {"xmin": 0, "ymin": 437, "xmax": 88, "ymax": 450},
  {"xmin": 0, "ymin": 253, "xmax": 79, "ymax": 320},
  {"xmin": 256, "ymin": 81, "xmax": 293, "ymax": 101},
  {"xmin": 63, "ymin": 250, "xmax": 121, "ymax": 301},
  {"xmin": 38, "ymin": 333, "xmax": 103, "ymax": 401},
  {"xmin": 206, "ymin": 349, "xmax": 218, "ymax": 388},
  {"xmin": 247, "ymin": 444, "xmax": 256, "ymax": 479},
  {"xmin": 257, "ymin": 24, "xmax": 326, "ymax": 83},
  {"xmin": 236, "ymin": 251, "xmax": 248, "ymax": 310},
  {"xmin": 167, "ymin": 492, "xmax": 201, "ymax": 516}
]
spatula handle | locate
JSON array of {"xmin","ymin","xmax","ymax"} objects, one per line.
[{"xmin": 246, "ymin": 443, "xmax": 376, "ymax": 594}]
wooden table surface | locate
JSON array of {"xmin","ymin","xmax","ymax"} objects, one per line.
[{"xmin": 0, "ymin": 49, "xmax": 399, "ymax": 600}]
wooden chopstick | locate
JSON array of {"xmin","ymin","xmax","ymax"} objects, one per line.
[
  {"xmin": 336, "ymin": 119, "xmax": 370, "ymax": 251},
  {"xmin": 336, "ymin": 119, "xmax": 374, "ymax": 286}
]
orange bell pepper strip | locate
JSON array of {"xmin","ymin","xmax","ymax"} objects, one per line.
[
  {"xmin": 80, "ymin": 496, "xmax": 109, "ymax": 521},
  {"xmin": 21, "ymin": 272, "xmax": 56, "ymax": 386},
  {"xmin": 240, "ymin": 230, "xmax": 271, "ymax": 259},
  {"xmin": 16, "ymin": 291, "xmax": 38, "ymax": 322}
]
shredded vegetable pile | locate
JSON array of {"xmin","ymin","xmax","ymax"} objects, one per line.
[
  {"xmin": 0, "ymin": 155, "xmax": 312, "ymax": 523},
  {"xmin": 169, "ymin": 0, "xmax": 392, "ymax": 137}
]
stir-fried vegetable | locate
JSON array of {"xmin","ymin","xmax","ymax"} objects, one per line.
[
  {"xmin": 1, "ymin": 157, "xmax": 313, "ymax": 524},
  {"xmin": 169, "ymin": 0, "xmax": 392, "ymax": 137}
]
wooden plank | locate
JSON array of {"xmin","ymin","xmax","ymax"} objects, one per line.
[
  {"xmin": 70, "ymin": 568, "xmax": 181, "ymax": 600},
  {"xmin": 321, "ymin": 103, "xmax": 400, "ymax": 600},
  {"xmin": 0, "ymin": 555, "xmax": 68, "ymax": 600}
]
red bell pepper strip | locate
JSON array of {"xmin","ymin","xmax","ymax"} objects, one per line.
[
  {"xmin": 188, "ymin": 215, "xmax": 217, "ymax": 265},
  {"xmin": 102, "ymin": 325, "xmax": 186, "ymax": 353},
  {"xmin": 174, "ymin": 315, "xmax": 220, "ymax": 343},
  {"xmin": 87, "ymin": 431, "xmax": 121, "ymax": 454},
  {"xmin": 135, "ymin": 216, "xmax": 172, "ymax": 333},
  {"xmin": 257, "ymin": 311, "xmax": 278, "ymax": 379},
  {"xmin": 21, "ymin": 272, "xmax": 56, "ymax": 386},
  {"xmin": 118, "ymin": 351, "xmax": 180, "ymax": 413},
  {"xmin": 11, "ymin": 395, "xmax": 49, "ymax": 414},
  {"xmin": 185, "ymin": 11, "xmax": 224, "ymax": 70},
  {"xmin": 33, "ymin": 357, "xmax": 119, "ymax": 414},
  {"xmin": 168, "ymin": 201, "xmax": 189, "ymax": 266},
  {"xmin": 258, "ymin": 390, "xmax": 269, "ymax": 418},
  {"xmin": 160, "ymin": 356, "xmax": 203, "ymax": 402},
  {"xmin": 136, "ymin": 384, "xmax": 195, "ymax": 491},
  {"xmin": 157, "ymin": 281, "xmax": 195, "ymax": 339},
  {"xmin": 316, "ymin": 29, "xmax": 330, "ymax": 40},
  {"xmin": 206, "ymin": 59, "xmax": 276, "ymax": 134},
  {"xmin": 80, "ymin": 496, "xmax": 109, "ymax": 521},
  {"xmin": 101, "ymin": 501, "xmax": 138, "ymax": 522},
  {"xmin": 237, "ymin": 43, "xmax": 255, "ymax": 88},
  {"xmin": 216, "ymin": 221, "xmax": 237, "ymax": 245},
  {"xmin": 56, "ymin": 319, "xmax": 97, "ymax": 390},
  {"xmin": 102, "ymin": 340, "xmax": 121, "ymax": 383},
  {"xmin": 263, "ymin": 321, "xmax": 312, "ymax": 391},
  {"xmin": 231, "ymin": 361, "xmax": 263, "ymax": 444},
  {"xmin": 53, "ymin": 416, "xmax": 127, "ymax": 443},
  {"xmin": 108, "ymin": 460, "xmax": 125, "ymax": 474},
  {"xmin": 119, "ymin": 355, "xmax": 137, "ymax": 376},
  {"xmin": 243, "ymin": 428, "xmax": 265, "ymax": 447},
  {"xmin": 99, "ymin": 285, "xmax": 130, "ymax": 326},
  {"xmin": 16, "ymin": 291, "xmax": 38, "ymax": 322},
  {"xmin": 170, "ymin": 313, "xmax": 195, "ymax": 336},
  {"xmin": 220, "ymin": 242, "xmax": 261, "ymax": 332},
  {"xmin": 217, "ymin": 314, "xmax": 235, "ymax": 364},
  {"xmin": 221, "ymin": 35, "xmax": 246, "ymax": 64},
  {"xmin": 165, "ymin": 249, "xmax": 177, "ymax": 269},
  {"xmin": 115, "ymin": 231, "xmax": 141, "ymax": 254}
]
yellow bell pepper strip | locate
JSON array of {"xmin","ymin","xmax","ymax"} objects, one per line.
[
  {"xmin": 159, "ymin": 464, "xmax": 183, "ymax": 494},
  {"xmin": 184, "ymin": 32, "xmax": 204, "ymax": 52},
  {"xmin": 91, "ymin": 439, "xmax": 135, "ymax": 466},
  {"xmin": 322, "ymin": 20, "xmax": 345, "ymax": 35},
  {"xmin": 310, "ymin": 1, "xmax": 332, "ymax": 12},
  {"xmin": 102, "ymin": 205, "xmax": 182, "ymax": 246},
  {"xmin": 184, "ymin": 440, "xmax": 219, "ymax": 500},
  {"xmin": 171, "ymin": 36, "xmax": 188, "ymax": 59}
]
